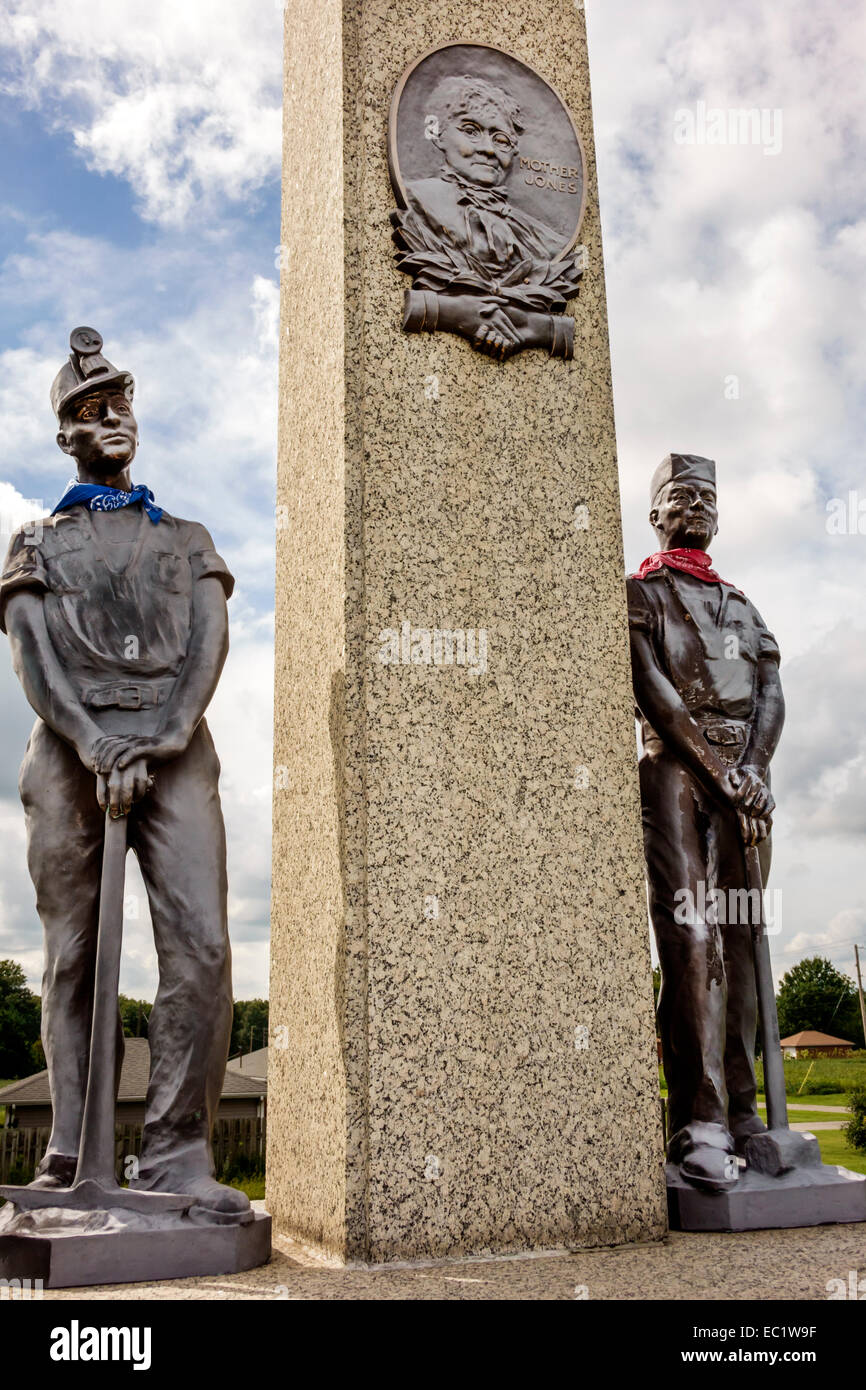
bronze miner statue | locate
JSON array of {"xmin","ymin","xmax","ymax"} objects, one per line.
[
  {"xmin": 627, "ymin": 454, "xmax": 785, "ymax": 1194},
  {"xmin": 629, "ymin": 457, "xmax": 866, "ymax": 1229},
  {"xmin": 0, "ymin": 330, "xmax": 270, "ymax": 1283}
]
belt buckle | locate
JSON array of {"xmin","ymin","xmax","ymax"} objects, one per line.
[
  {"xmin": 117, "ymin": 685, "xmax": 142, "ymax": 710},
  {"xmin": 704, "ymin": 722, "xmax": 744, "ymax": 747}
]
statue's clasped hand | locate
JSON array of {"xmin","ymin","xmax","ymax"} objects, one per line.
[
  {"xmin": 730, "ymin": 764, "xmax": 774, "ymax": 844},
  {"xmin": 96, "ymin": 758, "xmax": 153, "ymax": 819},
  {"xmin": 468, "ymin": 297, "xmax": 520, "ymax": 360},
  {"xmin": 88, "ymin": 726, "xmax": 190, "ymax": 817}
]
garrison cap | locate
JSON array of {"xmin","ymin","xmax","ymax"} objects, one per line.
[
  {"xmin": 50, "ymin": 328, "xmax": 134, "ymax": 420},
  {"xmin": 650, "ymin": 453, "xmax": 716, "ymax": 508}
]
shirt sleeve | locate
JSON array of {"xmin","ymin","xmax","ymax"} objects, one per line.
[
  {"xmin": 0, "ymin": 528, "xmax": 50, "ymax": 635},
  {"xmin": 752, "ymin": 605, "xmax": 781, "ymax": 664},
  {"xmin": 188, "ymin": 524, "xmax": 235, "ymax": 599},
  {"xmin": 626, "ymin": 576, "xmax": 655, "ymax": 636}
]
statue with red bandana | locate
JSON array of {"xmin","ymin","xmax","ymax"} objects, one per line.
[{"xmin": 627, "ymin": 454, "xmax": 784, "ymax": 1194}]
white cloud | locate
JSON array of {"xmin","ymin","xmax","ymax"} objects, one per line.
[
  {"xmin": 785, "ymin": 907, "xmax": 866, "ymax": 961},
  {"xmin": 251, "ymin": 275, "xmax": 280, "ymax": 354},
  {"xmin": 585, "ymin": 0, "xmax": 866, "ymax": 970},
  {"xmin": 0, "ymin": 0, "xmax": 283, "ymax": 227},
  {"xmin": 0, "ymin": 480, "xmax": 49, "ymax": 536}
]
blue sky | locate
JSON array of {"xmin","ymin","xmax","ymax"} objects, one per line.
[
  {"xmin": 0, "ymin": 0, "xmax": 283, "ymax": 998},
  {"xmin": 1, "ymin": 0, "xmax": 865, "ymax": 1004}
]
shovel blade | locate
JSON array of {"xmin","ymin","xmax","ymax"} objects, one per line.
[
  {"xmin": 744, "ymin": 1128, "xmax": 822, "ymax": 1176},
  {"xmin": 0, "ymin": 1178, "xmax": 192, "ymax": 1214}
]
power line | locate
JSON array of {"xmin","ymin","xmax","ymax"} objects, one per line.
[{"xmin": 771, "ymin": 936, "xmax": 866, "ymax": 959}]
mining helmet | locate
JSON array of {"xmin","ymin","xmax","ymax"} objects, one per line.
[
  {"xmin": 50, "ymin": 327, "xmax": 135, "ymax": 420},
  {"xmin": 650, "ymin": 453, "xmax": 716, "ymax": 508}
]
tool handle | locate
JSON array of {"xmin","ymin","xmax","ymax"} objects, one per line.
[
  {"xmin": 739, "ymin": 816, "xmax": 789, "ymax": 1132},
  {"xmin": 75, "ymin": 812, "xmax": 128, "ymax": 1186}
]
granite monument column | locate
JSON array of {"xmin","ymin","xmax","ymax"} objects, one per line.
[{"xmin": 268, "ymin": 0, "xmax": 667, "ymax": 1262}]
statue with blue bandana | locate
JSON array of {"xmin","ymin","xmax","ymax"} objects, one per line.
[{"xmin": 0, "ymin": 328, "xmax": 248, "ymax": 1219}]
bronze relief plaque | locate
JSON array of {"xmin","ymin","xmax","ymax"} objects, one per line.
[{"xmin": 388, "ymin": 42, "xmax": 587, "ymax": 361}]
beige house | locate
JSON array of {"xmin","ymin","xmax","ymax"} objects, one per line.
[
  {"xmin": 779, "ymin": 1030, "xmax": 854, "ymax": 1059},
  {"xmin": 0, "ymin": 1037, "xmax": 267, "ymax": 1129}
]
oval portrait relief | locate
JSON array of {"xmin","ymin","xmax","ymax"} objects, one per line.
[{"xmin": 388, "ymin": 43, "xmax": 587, "ymax": 362}]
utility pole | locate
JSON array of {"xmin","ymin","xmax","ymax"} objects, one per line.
[{"xmin": 855, "ymin": 945, "xmax": 866, "ymax": 1049}]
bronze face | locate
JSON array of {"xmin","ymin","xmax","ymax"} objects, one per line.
[
  {"xmin": 651, "ymin": 480, "xmax": 719, "ymax": 551},
  {"xmin": 433, "ymin": 98, "xmax": 518, "ymax": 187},
  {"xmin": 57, "ymin": 387, "xmax": 139, "ymax": 475}
]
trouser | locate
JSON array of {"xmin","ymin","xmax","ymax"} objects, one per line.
[
  {"xmin": 639, "ymin": 732, "xmax": 771, "ymax": 1158},
  {"xmin": 19, "ymin": 717, "xmax": 233, "ymax": 1189}
]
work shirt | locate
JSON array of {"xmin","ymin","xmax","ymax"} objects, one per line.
[
  {"xmin": 626, "ymin": 567, "xmax": 780, "ymax": 727},
  {"xmin": 0, "ymin": 506, "xmax": 233, "ymax": 707}
]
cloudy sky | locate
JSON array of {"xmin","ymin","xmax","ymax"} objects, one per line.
[{"xmin": 0, "ymin": 0, "xmax": 864, "ymax": 1002}]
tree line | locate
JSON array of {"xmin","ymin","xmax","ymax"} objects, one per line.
[{"xmin": 0, "ymin": 960, "xmax": 269, "ymax": 1080}]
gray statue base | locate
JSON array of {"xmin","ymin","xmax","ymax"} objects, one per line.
[
  {"xmin": 667, "ymin": 1161, "xmax": 866, "ymax": 1232},
  {"xmin": 0, "ymin": 1203, "xmax": 271, "ymax": 1288}
]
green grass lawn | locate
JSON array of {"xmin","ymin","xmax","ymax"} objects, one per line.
[
  {"xmin": 662, "ymin": 1057, "xmax": 866, "ymax": 1100},
  {"xmin": 231, "ymin": 1175, "xmax": 265, "ymax": 1201},
  {"xmin": 757, "ymin": 1056, "xmax": 866, "ymax": 1096},
  {"xmin": 814, "ymin": 1130, "xmax": 866, "ymax": 1176},
  {"xmin": 781, "ymin": 1093, "xmax": 849, "ymax": 1109},
  {"xmin": 760, "ymin": 1107, "xmax": 849, "ymax": 1124}
]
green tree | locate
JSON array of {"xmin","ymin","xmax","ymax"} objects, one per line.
[
  {"xmin": 844, "ymin": 1086, "xmax": 866, "ymax": 1153},
  {"xmin": 231, "ymin": 998, "xmax": 269, "ymax": 1057},
  {"xmin": 775, "ymin": 956, "xmax": 865, "ymax": 1049},
  {"xmin": 118, "ymin": 995, "xmax": 152, "ymax": 1038},
  {"xmin": 0, "ymin": 960, "xmax": 42, "ymax": 1079}
]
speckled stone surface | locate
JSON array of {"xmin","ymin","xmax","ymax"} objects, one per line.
[
  {"xmin": 269, "ymin": 0, "xmax": 667, "ymax": 1261},
  {"xmin": 36, "ymin": 1224, "xmax": 866, "ymax": 1301}
]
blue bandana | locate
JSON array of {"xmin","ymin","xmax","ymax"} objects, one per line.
[{"xmin": 52, "ymin": 481, "xmax": 163, "ymax": 525}]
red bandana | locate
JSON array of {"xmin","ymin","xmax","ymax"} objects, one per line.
[{"xmin": 631, "ymin": 547, "xmax": 733, "ymax": 586}]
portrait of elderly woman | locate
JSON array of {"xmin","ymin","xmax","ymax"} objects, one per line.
[{"xmin": 391, "ymin": 74, "xmax": 584, "ymax": 359}]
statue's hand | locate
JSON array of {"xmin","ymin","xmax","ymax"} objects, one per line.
[
  {"xmin": 91, "ymin": 727, "xmax": 191, "ymax": 773},
  {"xmin": 738, "ymin": 811, "xmax": 773, "ymax": 847},
  {"xmin": 96, "ymin": 757, "xmax": 153, "ymax": 818},
  {"xmin": 80, "ymin": 733, "xmax": 133, "ymax": 776},
  {"xmin": 730, "ymin": 764, "xmax": 775, "ymax": 820},
  {"xmin": 110, "ymin": 728, "xmax": 191, "ymax": 769},
  {"xmin": 471, "ymin": 300, "xmax": 520, "ymax": 360}
]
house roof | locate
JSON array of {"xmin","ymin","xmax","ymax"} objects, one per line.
[
  {"xmin": 779, "ymin": 1030, "xmax": 853, "ymax": 1048},
  {"xmin": 226, "ymin": 1046, "xmax": 268, "ymax": 1079},
  {"xmin": 0, "ymin": 1037, "xmax": 267, "ymax": 1107}
]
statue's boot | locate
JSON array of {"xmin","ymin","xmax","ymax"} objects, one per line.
[
  {"xmin": 731, "ymin": 1113, "xmax": 767, "ymax": 1156},
  {"xmin": 679, "ymin": 1145, "xmax": 740, "ymax": 1193},
  {"xmin": 669, "ymin": 1121, "xmax": 739, "ymax": 1193},
  {"xmin": 29, "ymin": 1152, "xmax": 78, "ymax": 1190}
]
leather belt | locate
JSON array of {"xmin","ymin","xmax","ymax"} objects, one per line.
[{"xmin": 84, "ymin": 681, "xmax": 172, "ymax": 711}]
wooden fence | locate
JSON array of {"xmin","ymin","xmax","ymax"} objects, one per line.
[{"xmin": 0, "ymin": 1116, "xmax": 266, "ymax": 1187}]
